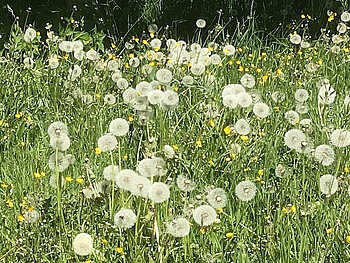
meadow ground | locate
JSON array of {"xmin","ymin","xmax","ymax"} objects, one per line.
[{"xmin": 0, "ymin": 10, "xmax": 350, "ymax": 263}]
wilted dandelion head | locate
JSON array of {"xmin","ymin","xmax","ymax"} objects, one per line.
[
  {"xmin": 114, "ymin": 208, "xmax": 136, "ymax": 229},
  {"xmin": 193, "ymin": 205, "xmax": 216, "ymax": 226},
  {"xmin": 235, "ymin": 180, "xmax": 257, "ymax": 201},
  {"xmin": 207, "ymin": 188, "xmax": 227, "ymax": 208},
  {"xmin": 318, "ymin": 83, "xmax": 336, "ymax": 105},
  {"xmin": 166, "ymin": 218, "xmax": 191, "ymax": 237},
  {"xmin": 234, "ymin": 119, "xmax": 250, "ymax": 135},
  {"xmin": 163, "ymin": 145, "xmax": 175, "ymax": 158},
  {"xmin": 240, "ymin": 73, "xmax": 255, "ymax": 88},
  {"xmin": 253, "ymin": 102, "xmax": 270, "ymax": 118},
  {"xmin": 156, "ymin": 68, "xmax": 173, "ymax": 84},
  {"xmin": 314, "ymin": 145, "xmax": 335, "ymax": 166},
  {"xmin": 284, "ymin": 129, "xmax": 306, "ymax": 151},
  {"xmin": 97, "ymin": 134, "xmax": 118, "ymax": 152},
  {"xmin": 115, "ymin": 169, "xmax": 138, "ymax": 191},
  {"xmin": 72, "ymin": 233, "xmax": 93, "ymax": 256},
  {"xmin": 104, "ymin": 94, "xmax": 116, "ymax": 105},
  {"xmin": 103, "ymin": 165, "xmax": 119, "ymax": 181},
  {"xmin": 109, "ymin": 118, "xmax": 129, "ymax": 137},
  {"xmin": 237, "ymin": 92, "xmax": 253, "ymax": 108},
  {"xmin": 320, "ymin": 174, "xmax": 338, "ymax": 196},
  {"xmin": 271, "ymin": 91, "xmax": 285, "ymax": 102},
  {"xmin": 48, "ymin": 121, "xmax": 68, "ymax": 137},
  {"xmin": 23, "ymin": 209, "xmax": 40, "ymax": 223},
  {"xmin": 230, "ymin": 143, "xmax": 241, "ymax": 155},
  {"xmin": 182, "ymin": 75, "xmax": 194, "ymax": 86},
  {"xmin": 296, "ymin": 103, "xmax": 309, "ymax": 114},
  {"xmin": 48, "ymin": 152, "xmax": 71, "ymax": 172},
  {"xmin": 330, "ymin": 129, "xmax": 350, "ymax": 147},
  {"xmin": 176, "ymin": 174, "xmax": 195, "ymax": 192},
  {"xmin": 130, "ymin": 175, "xmax": 151, "ymax": 197},
  {"xmin": 275, "ymin": 164, "xmax": 290, "ymax": 178},
  {"xmin": 284, "ymin": 110, "xmax": 299, "ymax": 124},
  {"xmin": 295, "ymin": 89, "xmax": 309, "ymax": 102},
  {"xmin": 149, "ymin": 182, "xmax": 170, "ymax": 203}
]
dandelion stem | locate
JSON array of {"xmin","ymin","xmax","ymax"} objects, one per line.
[{"xmin": 110, "ymin": 151, "xmax": 116, "ymax": 219}]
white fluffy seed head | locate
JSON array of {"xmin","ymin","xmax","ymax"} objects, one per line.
[
  {"xmin": 235, "ymin": 180, "xmax": 257, "ymax": 201},
  {"xmin": 114, "ymin": 208, "xmax": 136, "ymax": 229},
  {"xmin": 109, "ymin": 118, "xmax": 129, "ymax": 136},
  {"xmin": 166, "ymin": 218, "xmax": 191, "ymax": 237},
  {"xmin": 253, "ymin": 102, "xmax": 270, "ymax": 118},
  {"xmin": 193, "ymin": 205, "xmax": 216, "ymax": 226},
  {"xmin": 97, "ymin": 134, "xmax": 118, "ymax": 152},
  {"xmin": 320, "ymin": 174, "xmax": 338, "ymax": 196},
  {"xmin": 149, "ymin": 182, "xmax": 170, "ymax": 203},
  {"xmin": 234, "ymin": 119, "xmax": 250, "ymax": 135},
  {"xmin": 72, "ymin": 233, "xmax": 93, "ymax": 256}
]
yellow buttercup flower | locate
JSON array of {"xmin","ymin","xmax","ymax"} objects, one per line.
[{"xmin": 226, "ymin": 232, "xmax": 233, "ymax": 238}]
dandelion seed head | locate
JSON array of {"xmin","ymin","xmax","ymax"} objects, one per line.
[
  {"xmin": 320, "ymin": 174, "xmax": 338, "ymax": 196},
  {"xmin": 149, "ymin": 182, "xmax": 170, "ymax": 203},
  {"xmin": 295, "ymin": 89, "xmax": 309, "ymax": 102},
  {"xmin": 109, "ymin": 118, "xmax": 129, "ymax": 137},
  {"xmin": 314, "ymin": 145, "xmax": 335, "ymax": 166},
  {"xmin": 176, "ymin": 174, "xmax": 195, "ymax": 192},
  {"xmin": 103, "ymin": 165, "xmax": 119, "ymax": 181},
  {"xmin": 240, "ymin": 73, "xmax": 255, "ymax": 88},
  {"xmin": 207, "ymin": 188, "xmax": 227, "ymax": 208},
  {"xmin": 193, "ymin": 205, "xmax": 216, "ymax": 226},
  {"xmin": 97, "ymin": 134, "xmax": 118, "ymax": 152},
  {"xmin": 104, "ymin": 94, "xmax": 116, "ymax": 105},
  {"xmin": 72, "ymin": 233, "xmax": 93, "ymax": 256},
  {"xmin": 253, "ymin": 102, "xmax": 270, "ymax": 118},
  {"xmin": 284, "ymin": 129, "xmax": 306, "ymax": 151},
  {"xmin": 115, "ymin": 169, "xmax": 138, "ymax": 191},
  {"xmin": 166, "ymin": 218, "xmax": 191, "ymax": 237},
  {"xmin": 130, "ymin": 175, "xmax": 151, "ymax": 197},
  {"xmin": 114, "ymin": 208, "xmax": 136, "ymax": 229},
  {"xmin": 148, "ymin": 90, "xmax": 164, "ymax": 105},
  {"xmin": 156, "ymin": 68, "xmax": 173, "ymax": 84},
  {"xmin": 235, "ymin": 180, "xmax": 257, "ymax": 201},
  {"xmin": 330, "ymin": 129, "xmax": 350, "ymax": 147},
  {"xmin": 275, "ymin": 164, "xmax": 290, "ymax": 178},
  {"xmin": 237, "ymin": 92, "xmax": 253, "ymax": 108},
  {"xmin": 234, "ymin": 119, "xmax": 250, "ymax": 135}
]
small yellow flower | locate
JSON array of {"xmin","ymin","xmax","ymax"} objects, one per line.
[
  {"xmin": 123, "ymin": 155, "xmax": 128, "ymax": 160},
  {"xmin": 236, "ymin": 60, "xmax": 241, "ymax": 65},
  {"xmin": 258, "ymin": 169, "xmax": 264, "ymax": 175},
  {"xmin": 1, "ymin": 184, "xmax": 8, "ymax": 188},
  {"xmin": 238, "ymin": 65, "xmax": 244, "ymax": 72},
  {"xmin": 34, "ymin": 172, "xmax": 41, "ymax": 179},
  {"xmin": 95, "ymin": 93, "xmax": 101, "ymax": 98},
  {"xmin": 83, "ymin": 260, "xmax": 92, "ymax": 263},
  {"xmin": 76, "ymin": 177, "xmax": 84, "ymax": 184},
  {"xmin": 290, "ymin": 205, "xmax": 296, "ymax": 213},
  {"xmin": 65, "ymin": 176, "xmax": 73, "ymax": 182},
  {"xmin": 174, "ymin": 86, "xmax": 178, "ymax": 92},
  {"xmin": 282, "ymin": 207, "xmax": 288, "ymax": 214},
  {"xmin": 6, "ymin": 200, "xmax": 14, "ymax": 208},
  {"xmin": 301, "ymin": 14, "xmax": 306, "ymax": 18},
  {"xmin": 318, "ymin": 59, "xmax": 322, "ymax": 65},
  {"xmin": 328, "ymin": 15, "xmax": 334, "ymax": 22},
  {"xmin": 95, "ymin": 147, "xmax": 102, "ymax": 155},
  {"xmin": 20, "ymin": 141, "xmax": 25, "ymax": 147},
  {"xmin": 226, "ymin": 232, "xmax": 233, "ymax": 238},
  {"xmin": 19, "ymin": 202, "xmax": 26, "ymax": 208},
  {"xmin": 346, "ymin": 236, "xmax": 350, "ymax": 243},
  {"xmin": 172, "ymin": 145, "xmax": 179, "ymax": 150},
  {"xmin": 256, "ymin": 68, "xmax": 262, "ymax": 73},
  {"xmin": 326, "ymin": 228, "xmax": 334, "ymax": 234},
  {"xmin": 128, "ymin": 116, "xmax": 134, "ymax": 122},
  {"xmin": 224, "ymin": 126, "xmax": 232, "ymax": 135},
  {"xmin": 240, "ymin": 135, "xmax": 249, "ymax": 141},
  {"xmin": 344, "ymin": 167, "xmax": 349, "ymax": 173},
  {"xmin": 199, "ymin": 229, "xmax": 205, "ymax": 234},
  {"xmin": 28, "ymin": 206, "xmax": 34, "ymax": 212},
  {"xmin": 111, "ymin": 43, "xmax": 116, "ymax": 49},
  {"xmin": 15, "ymin": 113, "xmax": 21, "ymax": 119},
  {"xmin": 101, "ymin": 238, "xmax": 109, "ymax": 245},
  {"xmin": 116, "ymin": 247, "xmax": 123, "ymax": 253},
  {"xmin": 196, "ymin": 140, "xmax": 202, "ymax": 147},
  {"xmin": 128, "ymin": 53, "xmax": 134, "ymax": 58},
  {"xmin": 209, "ymin": 160, "xmax": 214, "ymax": 166},
  {"xmin": 225, "ymin": 157, "xmax": 231, "ymax": 162},
  {"xmin": 142, "ymin": 40, "xmax": 148, "ymax": 45},
  {"xmin": 209, "ymin": 120, "xmax": 215, "ymax": 127},
  {"xmin": 217, "ymin": 208, "xmax": 223, "ymax": 213},
  {"xmin": 228, "ymin": 60, "xmax": 233, "ymax": 65},
  {"xmin": 273, "ymin": 106, "xmax": 279, "ymax": 110},
  {"xmin": 40, "ymin": 171, "xmax": 46, "ymax": 177},
  {"xmin": 17, "ymin": 214, "xmax": 24, "ymax": 222},
  {"xmin": 150, "ymin": 32, "xmax": 154, "ymax": 38},
  {"xmin": 277, "ymin": 68, "xmax": 282, "ymax": 74}
]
